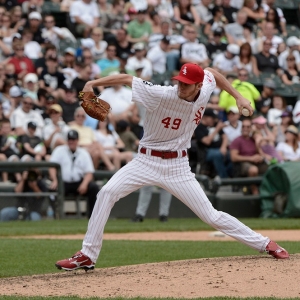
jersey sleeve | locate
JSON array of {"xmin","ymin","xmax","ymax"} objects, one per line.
[
  {"xmin": 131, "ymin": 77, "xmax": 164, "ymax": 112},
  {"xmin": 201, "ymin": 70, "xmax": 216, "ymax": 101}
]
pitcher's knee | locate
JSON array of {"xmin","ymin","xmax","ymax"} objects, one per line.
[
  {"xmin": 203, "ymin": 211, "xmax": 222, "ymax": 227},
  {"xmin": 98, "ymin": 185, "xmax": 118, "ymax": 205}
]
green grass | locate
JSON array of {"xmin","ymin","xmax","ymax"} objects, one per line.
[
  {"xmin": 0, "ymin": 218, "xmax": 300, "ymax": 236},
  {"xmin": 2, "ymin": 298, "xmax": 300, "ymax": 300},
  {"xmin": 0, "ymin": 239, "xmax": 299, "ymax": 278}
]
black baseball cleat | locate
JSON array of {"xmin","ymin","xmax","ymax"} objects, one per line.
[
  {"xmin": 131, "ymin": 214, "xmax": 144, "ymax": 222},
  {"xmin": 159, "ymin": 215, "xmax": 168, "ymax": 222}
]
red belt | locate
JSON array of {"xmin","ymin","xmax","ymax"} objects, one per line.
[{"xmin": 140, "ymin": 147, "xmax": 187, "ymax": 159}]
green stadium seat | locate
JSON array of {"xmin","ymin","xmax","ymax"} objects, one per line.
[
  {"xmin": 286, "ymin": 25, "xmax": 300, "ymax": 38},
  {"xmin": 275, "ymin": 86, "xmax": 298, "ymax": 106},
  {"xmin": 41, "ymin": 2, "xmax": 61, "ymax": 13},
  {"xmin": 58, "ymin": 39, "xmax": 77, "ymax": 54},
  {"xmin": 247, "ymin": 73, "xmax": 262, "ymax": 87},
  {"xmin": 275, "ymin": 0, "xmax": 296, "ymax": 9}
]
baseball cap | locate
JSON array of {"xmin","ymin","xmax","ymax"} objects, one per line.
[
  {"xmin": 172, "ymin": 63, "xmax": 204, "ymax": 84},
  {"xmin": 46, "ymin": 95, "xmax": 56, "ymax": 103},
  {"xmin": 203, "ymin": 108, "xmax": 217, "ymax": 118},
  {"xmin": 24, "ymin": 73, "xmax": 38, "ymax": 83},
  {"xmin": 133, "ymin": 42, "xmax": 145, "ymax": 51},
  {"xmin": 161, "ymin": 36, "xmax": 170, "ymax": 44},
  {"xmin": 29, "ymin": 11, "xmax": 42, "ymax": 20},
  {"xmin": 128, "ymin": 7, "xmax": 137, "ymax": 14},
  {"xmin": 9, "ymin": 86, "xmax": 23, "ymax": 98},
  {"xmin": 50, "ymin": 104, "xmax": 62, "ymax": 113},
  {"xmin": 280, "ymin": 110, "xmax": 292, "ymax": 118},
  {"xmin": 285, "ymin": 125, "xmax": 298, "ymax": 135},
  {"xmin": 227, "ymin": 44, "xmax": 240, "ymax": 55},
  {"xmin": 286, "ymin": 36, "xmax": 300, "ymax": 47},
  {"xmin": 12, "ymin": 33, "xmax": 22, "ymax": 40},
  {"xmin": 243, "ymin": 22, "xmax": 253, "ymax": 32},
  {"xmin": 64, "ymin": 47, "xmax": 76, "ymax": 56},
  {"xmin": 227, "ymin": 106, "xmax": 239, "ymax": 114},
  {"xmin": 27, "ymin": 121, "xmax": 37, "ymax": 129},
  {"xmin": 116, "ymin": 120, "xmax": 129, "ymax": 129},
  {"xmin": 119, "ymin": 52, "xmax": 129, "ymax": 61},
  {"xmin": 67, "ymin": 130, "xmax": 79, "ymax": 140},
  {"xmin": 263, "ymin": 79, "xmax": 276, "ymax": 89},
  {"xmin": 64, "ymin": 86, "xmax": 76, "ymax": 93},
  {"xmin": 81, "ymin": 38, "xmax": 95, "ymax": 49},
  {"xmin": 252, "ymin": 116, "xmax": 267, "ymax": 125},
  {"xmin": 213, "ymin": 27, "xmax": 223, "ymax": 36}
]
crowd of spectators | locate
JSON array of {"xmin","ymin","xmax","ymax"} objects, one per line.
[{"xmin": 1, "ymin": 0, "xmax": 300, "ymax": 220}]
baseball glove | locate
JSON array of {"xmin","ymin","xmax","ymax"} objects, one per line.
[{"xmin": 78, "ymin": 91, "xmax": 111, "ymax": 121}]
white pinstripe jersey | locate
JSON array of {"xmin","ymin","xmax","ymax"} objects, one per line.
[{"xmin": 132, "ymin": 70, "xmax": 216, "ymax": 151}]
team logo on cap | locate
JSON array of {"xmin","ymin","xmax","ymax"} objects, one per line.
[{"xmin": 182, "ymin": 66, "xmax": 187, "ymax": 75}]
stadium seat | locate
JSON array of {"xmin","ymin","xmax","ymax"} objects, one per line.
[
  {"xmin": 275, "ymin": 86, "xmax": 298, "ymax": 106},
  {"xmin": 51, "ymin": 12, "xmax": 69, "ymax": 28},
  {"xmin": 286, "ymin": 24, "xmax": 300, "ymax": 38},
  {"xmin": 58, "ymin": 39, "xmax": 78, "ymax": 54},
  {"xmin": 248, "ymin": 73, "xmax": 262, "ymax": 87},
  {"xmin": 275, "ymin": 0, "xmax": 296, "ymax": 9},
  {"xmin": 41, "ymin": 2, "xmax": 61, "ymax": 13}
]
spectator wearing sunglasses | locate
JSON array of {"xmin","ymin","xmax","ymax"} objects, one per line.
[
  {"xmin": 43, "ymin": 104, "xmax": 70, "ymax": 152},
  {"xmin": 219, "ymin": 68, "xmax": 260, "ymax": 112},
  {"xmin": 7, "ymin": 40, "xmax": 35, "ymax": 80},
  {"xmin": 252, "ymin": 38, "xmax": 282, "ymax": 76}
]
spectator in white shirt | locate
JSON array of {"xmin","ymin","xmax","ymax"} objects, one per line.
[
  {"xmin": 179, "ymin": 24, "xmax": 209, "ymax": 69},
  {"xmin": 213, "ymin": 43, "xmax": 240, "ymax": 74},
  {"xmin": 49, "ymin": 129, "xmax": 99, "ymax": 218},
  {"xmin": 3, "ymin": 85, "xmax": 22, "ymax": 120},
  {"xmin": 10, "ymin": 95, "xmax": 45, "ymax": 138},
  {"xmin": 22, "ymin": 28, "xmax": 42, "ymax": 60},
  {"xmin": 223, "ymin": 106, "xmax": 242, "ymax": 145},
  {"xmin": 69, "ymin": 0, "xmax": 100, "ymax": 38},
  {"xmin": 43, "ymin": 104, "xmax": 70, "ymax": 151},
  {"xmin": 258, "ymin": 22, "xmax": 284, "ymax": 56},
  {"xmin": 125, "ymin": 43, "xmax": 153, "ymax": 81},
  {"xmin": 42, "ymin": 14, "xmax": 65, "ymax": 49},
  {"xmin": 267, "ymin": 94, "xmax": 286, "ymax": 128},
  {"xmin": 195, "ymin": 0, "xmax": 213, "ymax": 24},
  {"xmin": 225, "ymin": 10, "xmax": 248, "ymax": 45},
  {"xmin": 147, "ymin": 37, "xmax": 170, "ymax": 74},
  {"xmin": 278, "ymin": 36, "xmax": 300, "ymax": 71},
  {"xmin": 100, "ymin": 73, "xmax": 136, "ymax": 124},
  {"xmin": 276, "ymin": 125, "xmax": 300, "ymax": 161}
]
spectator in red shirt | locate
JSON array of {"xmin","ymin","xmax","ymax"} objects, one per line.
[{"xmin": 7, "ymin": 40, "xmax": 35, "ymax": 80}]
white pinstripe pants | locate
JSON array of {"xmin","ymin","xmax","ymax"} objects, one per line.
[{"xmin": 82, "ymin": 153, "xmax": 269, "ymax": 263}]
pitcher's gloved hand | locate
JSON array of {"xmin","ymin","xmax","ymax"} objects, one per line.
[{"xmin": 78, "ymin": 91, "xmax": 111, "ymax": 121}]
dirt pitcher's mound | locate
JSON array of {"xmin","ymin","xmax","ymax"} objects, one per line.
[{"xmin": 1, "ymin": 254, "xmax": 299, "ymax": 298}]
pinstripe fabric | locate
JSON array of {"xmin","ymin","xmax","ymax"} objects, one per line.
[
  {"xmin": 82, "ymin": 155, "xmax": 269, "ymax": 263},
  {"xmin": 81, "ymin": 71, "xmax": 270, "ymax": 263},
  {"xmin": 131, "ymin": 71, "xmax": 215, "ymax": 151}
]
